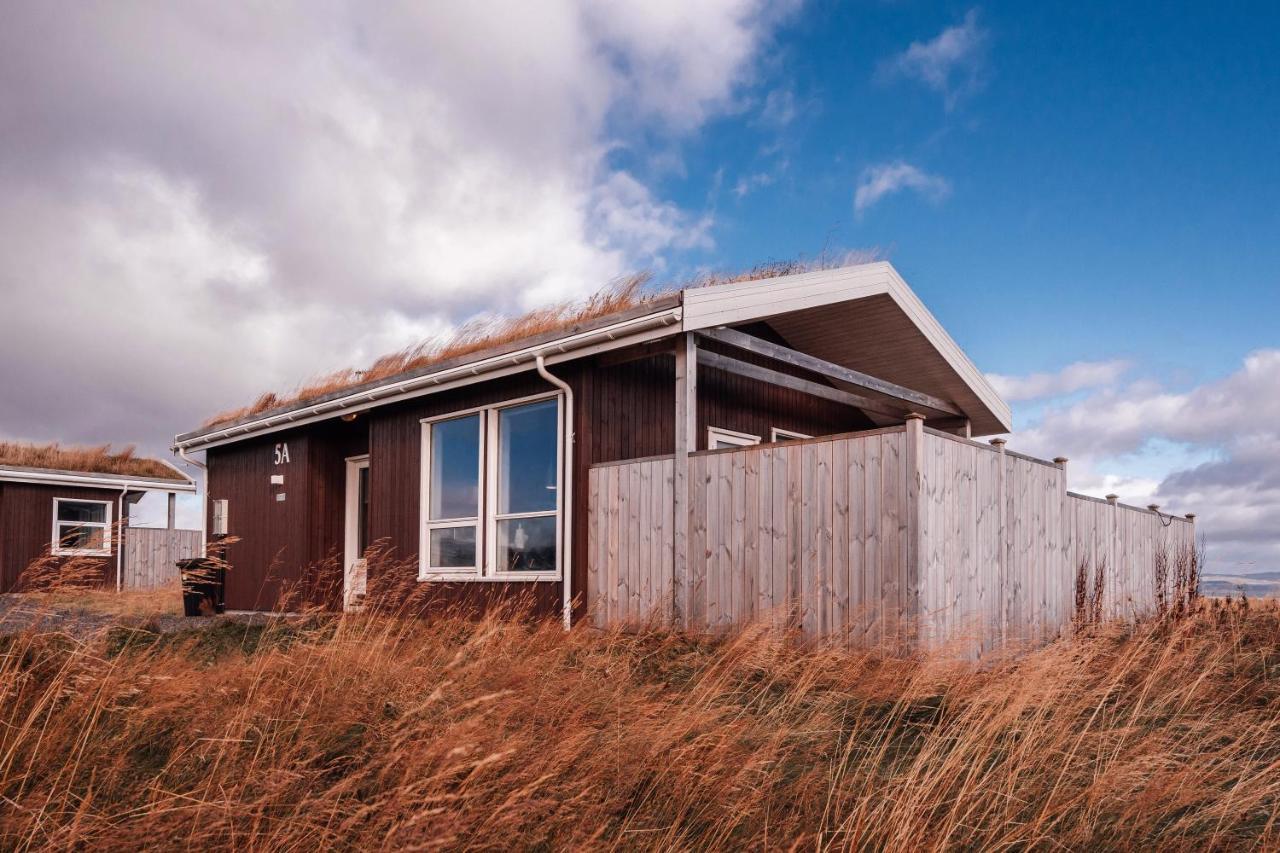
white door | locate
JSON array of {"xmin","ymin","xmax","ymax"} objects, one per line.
[{"xmin": 344, "ymin": 456, "xmax": 370, "ymax": 610}]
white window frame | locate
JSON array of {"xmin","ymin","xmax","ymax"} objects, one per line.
[
  {"xmin": 419, "ymin": 391, "xmax": 563, "ymax": 582},
  {"xmin": 771, "ymin": 427, "xmax": 812, "ymax": 442},
  {"xmin": 420, "ymin": 405, "xmax": 487, "ymax": 579},
  {"xmin": 707, "ymin": 426, "xmax": 761, "ymax": 450},
  {"xmin": 51, "ymin": 497, "xmax": 113, "ymax": 557}
]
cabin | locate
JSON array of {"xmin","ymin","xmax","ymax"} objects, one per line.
[
  {"xmin": 173, "ymin": 262, "xmax": 1196, "ymax": 653},
  {"xmin": 0, "ymin": 443, "xmax": 197, "ymax": 593}
]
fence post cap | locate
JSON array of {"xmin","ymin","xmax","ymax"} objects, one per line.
[
  {"xmin": 1185, "ymin": 512, "xmax": 1197, "ymax": 521},
  {"xmin": 1147, "ymin": 503, "xmax": 1161, "ymax": 512},
  {"xmin": 1053, "ymin": 456, "xmax": 1069, "ymax": 465},
  {"xmin": 1106, "ymin": 494, "xmax": 1119, "ymax": 504},
  {"xmin": 903, "ymin": 412, "xmax": 926, "ymax": 422},
  {"xmin": 989, "ymin": 438, "xmax": 1007, "ymax": 448}
]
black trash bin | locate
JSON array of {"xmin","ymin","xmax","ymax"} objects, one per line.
[{"xmin": 178, "ymin": 558, "xmax": 225, "ymax": 616}]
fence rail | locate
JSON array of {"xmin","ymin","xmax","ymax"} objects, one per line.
[
  {"xmin": 122, "ymin": 527, "xmax": 202, "ymax": 589},
  {"xmin": 588, "ymin": 422, "xmax": 1196, "ymax": 655}
]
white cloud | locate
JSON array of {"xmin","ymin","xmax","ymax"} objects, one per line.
[
  {"xmin": 997, "ymin": 350, "xmax": 1280, "ymax": 574},
  {"xmin": 854, "ymin": 161, "xmax": 951, "ymax": 215},
  {"xmin": 0, "ymin": 1, "xmax": 791, "ymax": 462},
  {"xmin": 759, "ymin": 88, "xmax": 798, "ymax": 126},
  {"xmin": 733, "ymin": 171, "xmax": 778, "ymax": 198},
  {"xmin": 987, "ymin": 360, "xmax": 1130, "ymax": 401},
  {"xmin": 879, "ymin": 8, "xmax": 988, "ymax": 109}
]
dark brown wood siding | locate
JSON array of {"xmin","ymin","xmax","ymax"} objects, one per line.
[
  {"xmin": 0, "ymin": 482, "xmax": 121, "ymax": 592},
  {"xmin": 203, "ymin": 334, "xmax": 876, "ymax": 615},
  {"xmin": 697, "ymin": 364, "xmax": 876, "ymax": 445},
  {"xmin": 205, "ymin": 419, "xmax": 367, "ymax": 610}
]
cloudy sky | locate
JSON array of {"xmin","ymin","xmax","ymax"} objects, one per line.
[{"xmin": 2, "ymin": 2, "xmax": 1277, "ymax": 573}]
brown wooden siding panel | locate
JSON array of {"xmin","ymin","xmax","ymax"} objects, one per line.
[
  {"xmin": 0, "ymin": 482, "xmax": 121, "ymax": 592},
  {"xmin": 698, "ymin": 363, "xmax": 876, "ymax": 448},
  {"xmin": 206, "ymin": 419, "xmax": 369, "ymax": 611},
  {"xmin": 305, "ymin": 420, "xmax": 369, "ymax": 608},
  {"xmin": 207, "ymin": 431, "xmax": 313, "ymax": 610}
]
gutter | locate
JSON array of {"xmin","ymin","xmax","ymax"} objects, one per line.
[
  {"xmin": 535, "ymin": 354, "xmax": 574, "ymax": 632},
  {"xmin": 116, "ymin": 485, "xmax": 129, "ymax": 593},
  {"xmin": 0, "ymin": 469, "xmax": 195, "ymax": 492},
  {"xmin": 175, "ymin": 305, "xmax": 683, "ymax": 453}
]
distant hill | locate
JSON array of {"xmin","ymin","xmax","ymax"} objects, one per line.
[{"xmin": 1201, "ymin": 573, "xmax": 1280, "ymax": 598}]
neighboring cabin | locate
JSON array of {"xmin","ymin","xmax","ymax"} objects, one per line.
[
  {"xmin": 174, "ymin": 262, "xmax": 1195, "ymax": 652},
  {"xmin": 0, "ymin": 443, "xmax": 197, "ymax": 592}
]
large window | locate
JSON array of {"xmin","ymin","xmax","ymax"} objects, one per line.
[
  {"xmin": 421, "ymin": 394, "xmax": 562, "ymax": 580},
  {"xmin": 52, "ymin": 498, "xmax": 112, "ymax": 556}
]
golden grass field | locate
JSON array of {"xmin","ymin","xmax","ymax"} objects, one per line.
[{"xmin": 1, "ymin": 590, "xmax": 1277, "ymax": 851}]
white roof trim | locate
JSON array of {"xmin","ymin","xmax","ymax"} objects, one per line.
[
  {"xmin": 680, "ymin": 261, "xmax": 1012, "ymax": 432},
  {"xmin": 0, "ymin": 466, "xmax": 196, "ymax": 492}
]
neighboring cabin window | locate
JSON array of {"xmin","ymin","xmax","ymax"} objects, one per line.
[
  {"xmin": 52, "ymin": 498, "xmax": 112, "ymax": 556},
  {"xmin": 421, "ymin": 394, "xmax": 561, "ymax": 580},
  {"xmin": 771, "ymin": 427, "xmax": 812, "ymax": 442},
  {"xmin": 707, "ymin": 426, "xmax": 761, "ymax": 450}
]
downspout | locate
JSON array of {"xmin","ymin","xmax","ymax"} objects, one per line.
[
  {"xmin": 535, "ymin": 354, "xmax": 574, "ymax": 631},
  {"xmin": 176, "ymin": 447, "xmax": 208, "ymax": 557},
  {"xmin": 116, "ymin": 485, "xmax": 127, "ymax": 593}
]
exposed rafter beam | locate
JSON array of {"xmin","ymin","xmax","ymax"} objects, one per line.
[
  {"xmin": 696, "ymin": 327, "xmax": 962, "ymax": 417},
  {"xmin": 696, "ymin": 350, "xmax": 904, "ymax": 419}
]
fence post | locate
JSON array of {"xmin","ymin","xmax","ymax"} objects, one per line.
[
  {"xmin": 904, "ymin": 414, "xmax": 925, "ymax": 651},
  {"xmin": 1105, "ymin": 494, "xmax": 1119, "ymax": 618},
  {"xmin": 990, "ymin": 438, "xmax": 1008, "ymax": 646},
  {"xmin": 1054, "ymin": 457, "xmax": 1070, "ymax": 637},
  {"xmin": 672, "ymin": 333, "xmax": 697, "ymax": 630}
]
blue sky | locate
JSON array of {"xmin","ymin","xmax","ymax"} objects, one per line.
[
  {"xmin": 633, "ymin": 3, "xmax": 1279, "ymax": 385},
  {"xmin": 1, "ymin": 2, "xmax": 1276, "ymax": 572}
]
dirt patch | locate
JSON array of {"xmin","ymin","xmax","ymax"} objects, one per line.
[{"xmin": 0, "ymin": 592, "xmax": 278, "ymax": 639}]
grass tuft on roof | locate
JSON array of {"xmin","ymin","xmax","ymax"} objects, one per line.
[
  {"xmin": 0, "ymin": 441, "xmax": 187, "ymax": 481},
  {"xmin": 200, "ymin": 254, "xmax": 880, "ymax": 430}
]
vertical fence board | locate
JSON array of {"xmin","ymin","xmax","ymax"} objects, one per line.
[{"xmin": 121, "ymin": 528, "xmax": 202, "ymax": 589}]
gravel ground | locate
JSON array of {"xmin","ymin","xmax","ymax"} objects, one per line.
[{"xmin": 0, "ymin": 593, "xmax": 275, "ymax": 639}]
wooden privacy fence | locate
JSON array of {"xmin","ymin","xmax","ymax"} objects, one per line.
[
  {"xmin": 587, "ymin": 421, "xmax": 1197, "ymax": 655},
  {"xmin": 121, "ymin": 527, "xmax": 202, "ymax": 589}
]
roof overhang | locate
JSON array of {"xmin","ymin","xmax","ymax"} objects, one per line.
[
  {"xmin": 0, "ymin": 464, "xmax": 196, "ymax": 493},
  {"xmin": 175, "ymin": 260, "xmax": 1010, "ymax": 452},
  {"xmin": 682, "ymin": 262, "xmax": 1012, "ymax": 435}
]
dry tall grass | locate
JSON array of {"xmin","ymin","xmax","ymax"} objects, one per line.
[
  {"xmin": 0, "ymin": 442, "xmax": 185, "ymax": 481},
  {"xmin": 1, "ymin": 593, "xmax": 1277, "ymax": 850},
  {"xmin": 201, "ymin": 254, "xmax": 880, "ymax": 429}
]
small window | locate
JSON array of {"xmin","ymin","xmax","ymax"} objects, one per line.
[
  {"xmin": 425, "ymin": 412, "xmax": 483, "ymax": 573},
  {"xmin": 52, "ymin": 498, "xmax": 112, "ymax": 556},
  {"xmin": 493, "ymin": 399, "xmax": 559, "ymax": 573},
  {"xmin": 707, "ymin": 426, "xmax": 761, "ymax": 450},
  {"xmin": 771, "ymin": 428, "xmax": 812, "ymax": 442}
]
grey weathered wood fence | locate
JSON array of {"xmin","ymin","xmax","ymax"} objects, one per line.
[
  {"xmin": 121, "ymin": 527, "xmax": 202, "ymax": 589},
  {"xmin": 587, "ymin": 421, "xmax": 1197, "ymax": 655}
]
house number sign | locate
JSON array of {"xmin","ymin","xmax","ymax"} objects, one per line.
[{"xmin": 274, "ymin": 443, "xmax": 291, "ymax": 465}]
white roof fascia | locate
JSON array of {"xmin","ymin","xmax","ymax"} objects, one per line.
[
  {"xmin": 0, "ymin": 467, "xmax": 197, "ymax": 493},
  {"xmin": 680, "ymin": 261, "xmax": 1012, "ymax": 432}
]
